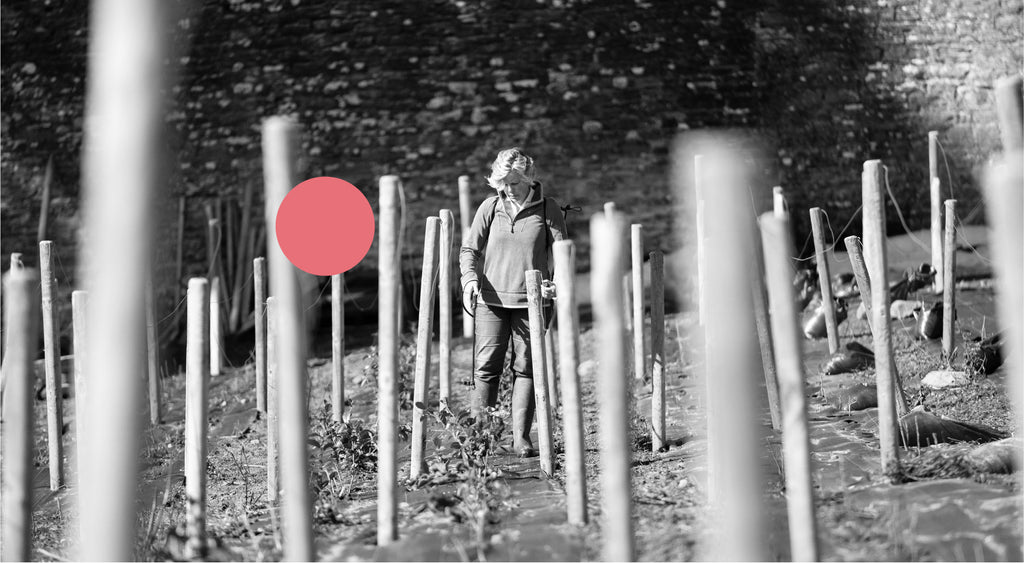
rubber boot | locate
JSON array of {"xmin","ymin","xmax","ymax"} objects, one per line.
[
  {"xmin": 511, "ymin": 377, "xmax": 538, "ymax": 458},
  {"xmin": 472, "ymin": 379, "xmax": 500, "ymax": 423}
]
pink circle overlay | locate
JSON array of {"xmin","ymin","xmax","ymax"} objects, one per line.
[{"xmin": 275, "ymin": 177, "xmax": 375, "ymax": 276}]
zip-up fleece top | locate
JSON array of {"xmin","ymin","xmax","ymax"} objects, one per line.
[{"xmin": 459, "ymin": 182, "xmax": 567, "ymax": 308}]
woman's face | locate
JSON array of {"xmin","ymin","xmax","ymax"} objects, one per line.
[{"xmin": 500, "ymin": 170, "xmax": 530, "ymax": 197}]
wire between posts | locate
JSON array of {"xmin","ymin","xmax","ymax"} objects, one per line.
[{"xmin": 882, "ymin": 165, "xmax": 932, "ymax": 254}]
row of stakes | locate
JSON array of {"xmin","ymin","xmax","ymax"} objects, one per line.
[
  {"xmin": 5, "ymin": 135, "xmax": 1022, "ymax": 562},
  {"xmin": 0, "ymin": 8, "xmax": 1020, "ymax": 558}
]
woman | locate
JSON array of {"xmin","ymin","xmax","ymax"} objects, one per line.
[{"xmin": 459, "ymin": 147, "xmax": 567, "ymax": 457}]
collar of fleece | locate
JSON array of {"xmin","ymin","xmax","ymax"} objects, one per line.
[{"xmin": 498, "ymin": 181, "xmax": 545, "ymax": 210}]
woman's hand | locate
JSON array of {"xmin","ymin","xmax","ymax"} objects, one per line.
[
  {"xmin": 463, "ymin": 281, "xmax": 479, "ymax": 313},
  {"xmin": 540, "ymin": 279, "xmax": 556, "ymax": 300}
]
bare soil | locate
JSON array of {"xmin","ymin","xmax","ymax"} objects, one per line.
[{"xmin": 19, "ymin": 242, "xmax": 1022, "ymax": 561}]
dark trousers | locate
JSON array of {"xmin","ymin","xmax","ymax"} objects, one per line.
[{"xmin": 473, "ymin": 302, "xmax": 538, "ymax": 384}]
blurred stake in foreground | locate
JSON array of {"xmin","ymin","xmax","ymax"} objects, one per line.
[
  {"xmin": 262, "ymin": 117, "xmax": 314, "ymax": 560},
  {"xmin": 591, "ymin": 212, "xmax": 635, "ymax": 561},
  {"xmin": 77, "ymin": 0, "xmax": 166, "ymax": 558},
  {"xmin": 689, "ymin": 138, "xmax": 767, "ymax": 561},
  {"xmin": 553, "ymin": 240, "xmax": 588, "ymax": 525},
  {"xmin": 1, "ymin": 269, "xmax": 40, "ymax": 562},
  {"xmin": 983, "ymin": 150, "xmax": 1024, "ymax": 468}
]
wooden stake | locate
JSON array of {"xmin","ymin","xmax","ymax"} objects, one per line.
[
  {"xmin": 254, "ymin": 257, "xmax": 268, "ymax": 413},
  {"xmin": 650, "ymin": 250, "xmax": 666, "ymax": 452},
  {"xmin": 759, "ymin": 214, "xmax": 819, "ymax": 562},
  {"xmin": 146, "ymin": 277, "xmax": 161, "ymax": 425},
  {"xmin": 266, "ymin": 296, "xmax": 279, "ymax": 505},
  {"xmin": 230, "ymin": 183, "xmax": 255, "ymax": 332},
  {"xmin": 3, "ymin": 253, "xmax": 22, "ymax": 360},
  {"xmin": 809, "ymin": 207, "xmax": 840, "ymax": 354},
  {"xmin": 38, "ymin": 157, "xmax": 53, "ymax": 242},
  {"xmin": 694, "ymin": 155, "xmax": 707, "ymax": 326},
  {"xmin": 176, "ymin": 196, "xmax": 186, "ymax": 302},
  {"xmin": 438, "ymin": 209, "xmax": 454, "ymax": 405},
  {"xmin": 843, "ymin": 236, "xmax": 874, "ymax": 336},
  {"xmin": 863, "ymin": 160, "xmax": 900, "ymax": 480},
  {"xmin": 411, "ymin": 217, "xmax": 440, "ymax": 480},
  {"xmin": 210, "ymin": 275, "xmax": 222, "ymax": 377},
  {"xmin": 526, "ymin": 269, "xmax": 556, "ymax": 475},
  {"xmin": 39, "ymin": 240, "xmax": 65, "ymax": 490},
  {"xmin": 78, "ymin": 1, "xmax": 163, "ymax": 557},
  {"xmin": 458, "ymin": 176, "xmax": 473, "ymax": 338},
  {"xmin": 772, "ymin": 186, "xmax": 787, "ymax": 218},
  {"xmin": 72, "ymin": 290, "xmax": 88, "ymax": 497},
  {"xmin": 942, "ymin": 199, "xmax": 957, "ymax": 362},
  {"xmin": 332, "ymin": 273, "xmax": 345, "ymax": 422},
  {"xmin": 553, "ymin": 240, "xmax": 587, "ymax": 525},
  {"xmin": 750, "ymin": 217, "xmax": 782, "ymax": 431},
  {"xmin": 1, "ymin": 269, "xmax": 39, "ymax": 562},
  {"xmin": 605, "ymin": 203, "xmax": 633, "ymax": 335},
  {"xmin": 701, "ymin": 152, "xmax": 766, "ymax": 561},
  {"xmin": 589, "ymin": 214, "xmax": 635, "ymax": 561},
  {"xmin": 184, "ymin": 278, "xmax": 210, "ymax": 557},
  {"xmin": 261, "ymin": 117, "xmax": 313, "ymax": 560},
  {"xmin": 545, "ymin": 321, "xmax": 559, "ymax": 409},
  {"xmin": 929, "ymin": 132, "xmax": 943, "ymax": 293},
  {"xmin": 995, "ymin": 75, "xmax": 1024, "ymax": 151},
  {"xmin": 983, "ymin": 152, "xmax": 1024, "ymax": 464},
  {"xmin": 377, "ymin": 175, "xmax": 401, "ymax": 546},
  {"xmin": 631, "ymin": 224, "xmax": 646, "ymax": 380}
]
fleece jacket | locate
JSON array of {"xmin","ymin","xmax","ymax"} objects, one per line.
[{"xmin": 459, "ymin": 181, "xmax": 567, "ymax": 308}]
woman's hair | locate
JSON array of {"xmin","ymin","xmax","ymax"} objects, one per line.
[{"xmin": 485, "ymin": 147, "xmax": 535, "ymax": 190}]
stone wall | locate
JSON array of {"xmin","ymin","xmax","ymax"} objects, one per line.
[{"xmin": 2, "ymin": 0, "xmax": 1020, "ymax": 310}]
